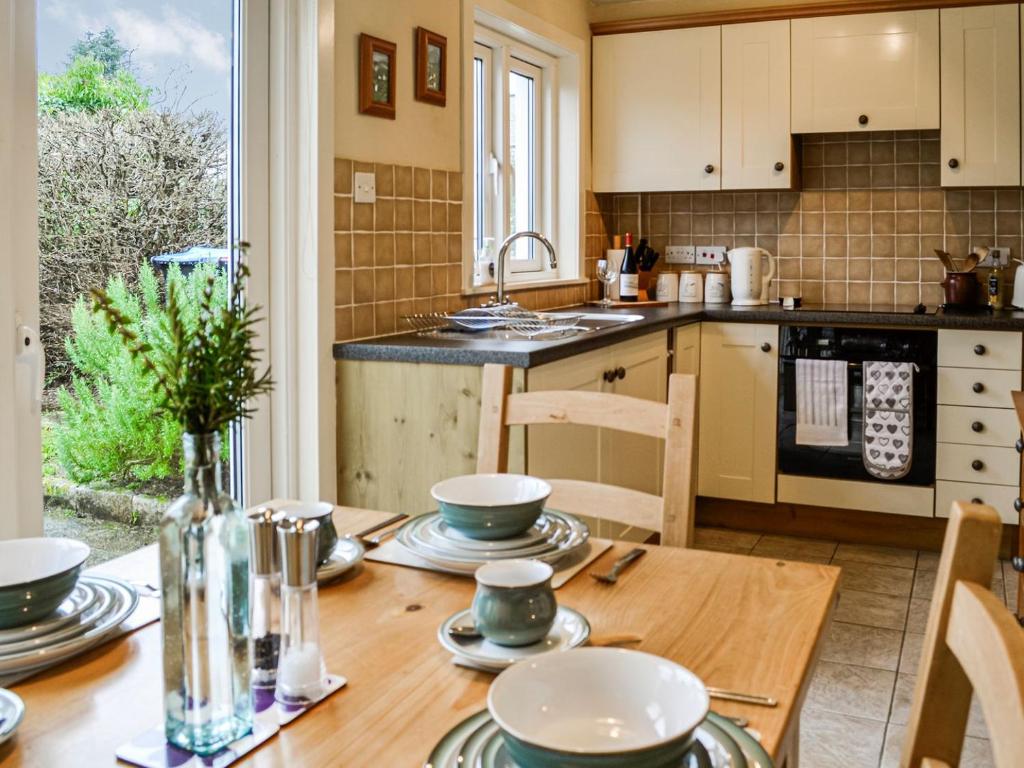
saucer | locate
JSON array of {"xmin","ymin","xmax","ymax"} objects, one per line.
[
  {"xmin": 316, "ymin": 537, "xmax": 365, "ymax": 584},
  {"xmin": 0, "ymin": 688, "xmax": 25, "ymax": 745},
  {"xmin": 438, "ymin": 606, "xmax": 590, "ymax": 671}
]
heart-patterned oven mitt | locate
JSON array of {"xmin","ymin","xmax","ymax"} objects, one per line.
[{"xmin": 862, "ymin": 361, "xmax": 915, "ymax": 480}]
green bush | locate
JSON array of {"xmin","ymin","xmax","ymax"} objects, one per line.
[
  {"xmin": 39, "ymin": 55, "xmax": 150, "ymax": 114},
  {"xmin": 51, "ymin": 263, "xmax": 227, "ymax": 485}
]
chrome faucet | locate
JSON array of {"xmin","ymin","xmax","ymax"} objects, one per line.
[{"xmin": 490, "ymin": 231, "xmax": 558, "ymax": 306}]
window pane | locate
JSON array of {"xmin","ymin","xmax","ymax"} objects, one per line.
[
  {"xmin": 473, "ymin": 55, "xmax": 485, "ymax": 252},
  {"xmin": 508, "ymin": 69, "xmax": 535, "ymax": 260}
]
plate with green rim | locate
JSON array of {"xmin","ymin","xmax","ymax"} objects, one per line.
[
  {"xmin": 0, "ymin": 580, "xmax": 99, "ymax": 645},
  {"xmin": 0, "ymin": 687, "xmax": 25, "ymax": 745},
  {"xmin": 698, "ymin": 716, "xmax": 748, "ymax": 768},
  {"xmin": 424, "ymin": 709, "xmax": 490, "ymax": 768},
  {"xmin": 705, "ymin": 712, "xmax": 773, "ymax": 768}
]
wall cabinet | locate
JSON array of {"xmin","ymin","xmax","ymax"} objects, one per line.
[
  {"xmin": 526, "ymin": 331, "xmax": 668, "ymax": 495},
  {"xmin": 940, "ymin": 5, "xmax": 1020, "ymax": 187},
  {"xmin": 791, "ymin": 10, "xmax": 940, "ymax": 133},
  {"xmin": 722, "ymin": 20, "xmax": 793, "ymax": 190},
  {"xmin": 697, "ymin": 322, "xmax": 779, "ymax": 503},
  {"xmin": 593, "ymin": 27, "xmax": 721, "ymax": 192}
]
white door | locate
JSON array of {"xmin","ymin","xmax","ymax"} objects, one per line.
[
  {"xmin": 722, "ymin": 20, "xmax": 792, "ymax": 190},
  {"xmin": 593, "ymin": 26, "xmax": 721, "ymax": 192},
  {"xmin": 941, "ymin": 5, "xmax": 1020, "ymax": 187},
  {"xmin": 791, "ymin": 10, "xmax": 940, "ymax": 133},
  {"xmin": 0, "ymin": 1, "xmax": 42, "ymax": 539}
]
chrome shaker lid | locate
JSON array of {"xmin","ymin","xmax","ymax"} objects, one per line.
[
  {"xmin": 248, "ymin": 507, "xmax": 285, "ymax": 575},
  {"xmin": 277, "ymin": 517, "xmax": 320, "ymax": 587}
]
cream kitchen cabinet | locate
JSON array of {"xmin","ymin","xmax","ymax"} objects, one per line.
[
  {"xmin": 722, "ymin": 20, "xmax": 793, "ymax": 190},
  {"xmin": 697, "ymin": 322, "xmax": 779, "ymax": 503},
  {"xmin": 940, "ymin": 5, "xmax": 1020, "ymax": 187},
  {"xmin": 592, "ymin": 26, "xmax": 721, "ymax": 192},
  {"xmin": 673, "ymin": 323, "xmax": 701, "ymax": 376},
  {"xmin": 526, "ymin": 331, "xmax": 668, "ymax": 495},
  {"xmin": 791, "ymin": 10, "xmax": 940, "ymax": 133}
]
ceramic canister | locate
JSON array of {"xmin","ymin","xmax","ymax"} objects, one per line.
[
  {"xmin": 656, "ymin": 272, "xmax": 679, "ymax": 302},
  {"xmin": 472, "ymin": 560, "xmax": 557, "ymax": 647},
  {"xmin": 679, "ymin": 272, "xmax": 704, "ymax": 304},
  {"xmin": 704, "ymin": 271, "xmax": 730, "ymax": 304}
]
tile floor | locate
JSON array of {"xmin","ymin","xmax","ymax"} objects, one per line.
[{"xmin": 693, "ymin": 528, "xmax": 1020, "ymax": 768}]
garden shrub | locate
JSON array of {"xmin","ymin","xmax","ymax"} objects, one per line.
[{"xmin": 51, "ymin": 263, "xmax": 227, "ymax": 485}]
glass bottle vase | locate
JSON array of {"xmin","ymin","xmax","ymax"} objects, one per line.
[{"xmin": 160, "ymin": 433, "xmax": 253, "ymax": 756}]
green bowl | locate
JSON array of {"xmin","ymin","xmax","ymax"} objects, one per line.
[
  {"xmin": 431, "ymin": 474, "xmax": 551, "ymax": 541},
  {"xmin": 502, "ymin": 731, "xmax": 695, "ymax": 768},
  {"xmin": 0, "ymin": 538, "xmax": 90, "ymax": 629}
]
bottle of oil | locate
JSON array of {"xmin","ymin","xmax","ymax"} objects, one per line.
[{"xmin": 989, "ymin": 266, "xmax": 1004, "ymax": 310}]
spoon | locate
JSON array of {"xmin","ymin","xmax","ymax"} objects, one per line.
[
  {"xmin": 962, "ymin": 248, "xmax": 986, "ymax": 272},
  {"xmin": 934, "ymin": 249, "xmax": 957, "ymax": 272}
]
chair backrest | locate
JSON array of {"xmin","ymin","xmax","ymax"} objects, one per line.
[
  {"xmin": 475, "ymin": 364, "xmax": 698, "ymax": 547},
  {"xmin": 901, "ymin": 501, "xmax": 1024, "ymax": 768}
]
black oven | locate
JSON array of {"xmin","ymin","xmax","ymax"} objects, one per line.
[{"xmin": 777, "ymin": 326, "xmax": 937, "ymax": 486}]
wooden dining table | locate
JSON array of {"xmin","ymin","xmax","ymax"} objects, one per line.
[{"xmin": 1, "ymin": 505, "xmax": 839, "ymax": 767}]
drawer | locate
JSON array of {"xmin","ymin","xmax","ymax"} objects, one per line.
[
  {"xmin": 936, "ymin": 405, "xmax": 1020, "ymax": 448},
  {"xmin": 935, "ymin": 480, "xmax": 1019, "ymax": 525},
  {"xmin": 938, "ymin": 329, "xmax": 1022, "ymax": 370},
  {"xmin": 937, "ymin": 367, "xmax": 1020, "ymax": 408},
  {"xmin": 936, "ymin": 443, "xmax": 1021, "ymax": 486}
]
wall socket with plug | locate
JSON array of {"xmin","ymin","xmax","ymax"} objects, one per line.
[
  {"xmin": 977, "ymin": 246, "xmax": 1010, "ymax": 268},
  {"xmin": 695, "ymin": 246, "xmax": 728, "ymax": 266},
  {"xmin": 665, "ymin": 245, "xmax": 696, "ymax": 264}
]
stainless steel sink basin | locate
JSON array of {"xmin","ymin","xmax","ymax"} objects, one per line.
[{"xmin": 416, "ymin": 311, "xmax": 645, "ymax": 342}]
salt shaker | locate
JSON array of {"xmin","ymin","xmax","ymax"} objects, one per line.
[
  {"xmin": 248, "ymin": 507, "xmax": 283, "ymax": 689},
  {"xmin": 275, "ymin": 517, "xmax": 327, "ymax": 704}
]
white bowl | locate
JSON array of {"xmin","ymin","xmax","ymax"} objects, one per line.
[
  {"xmin": 488, "ymin": 647, "xmax": 709, "ymax": 767},
  {"xmin": 0, "ymin": 538, "xmax": 90, "ymax": 588},
  {"xmin": 431, "ymin": 474, "xmax": 551, "ymax": 508}
]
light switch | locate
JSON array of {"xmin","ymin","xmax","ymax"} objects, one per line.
[{"xmin": 354, "ymin": 171, "xmax": 376, "ymax": 204}]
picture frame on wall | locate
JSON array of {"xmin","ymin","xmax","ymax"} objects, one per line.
[
  {"xmin": 359, "ymin": 33, "xmax": 397, "ymax": 119},
  {"xmin": 415, "ymin": 27, "xmax": 446, "ymax": 107}
]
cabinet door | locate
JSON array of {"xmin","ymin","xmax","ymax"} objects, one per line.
[
  {"xmin": 792, "ymin": 10, "xmax": 940, "ymax": 133},
  {"xmin": 674, "ymin": 323, "xmax": 701, "ymax": 375},
  {"xmin": 698, "ymin": 323, "xmax": 779, "ymax": 503},
  {"xmin": 941, "ymin": 5, "xmax": 1020, "ymax": 187},
  {"xmin": 526, "ymin": 347, "xmax": 605, "ymax": 483},
  {"xmin": 602, "ymin": 333, "xmax": 669, "ymax": 496},
  {"xmin": 593, "ymin": 27, "xmax": 721, "ymax": 192},
  {"xmin": 722, "ymin": 20, "xmax": 792, "ymax": 190}
]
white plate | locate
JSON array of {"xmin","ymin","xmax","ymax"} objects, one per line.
[
  {"xmin": 0, "ymin": 581, "xmax": 99, "ymax": 645},
  {"xmin": 0, "ymin": 580, "xmax": 113, "ymax": 654},
  {"xmin": 419, "ymin": 513, "xmax": 573, "ymax": 558},
  {"xmin": 437, "ymin": 517, "xmax": 553, "ymax": 551},
  {"xmin": 0, "ymin": 575, "xmax": 138, "ymax": 675},
  {"xmin": 438, "ymin": 606, "xmax": 590, "ymax": 670},
  {"xmin": 316, "ymin": 537, "xmax": 365, "ymax": 584},
  {"xmin": 0, "ymin": 688, "xmax": 25, "ymax": 745}
]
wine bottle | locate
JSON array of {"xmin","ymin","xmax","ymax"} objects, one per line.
[{"xmin": 618, "ymin": 232, "xmax": 638, "ymax": 302}]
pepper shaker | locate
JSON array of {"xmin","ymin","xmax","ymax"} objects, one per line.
[
  {"xmin": 275, "ymin": 517, "xmax": 327, "ymax": 704},
  {"xmin": 248, "ymin": 507, "xmax": 283, "ymax": 689}
]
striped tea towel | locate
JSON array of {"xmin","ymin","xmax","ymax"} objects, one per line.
[
  {"xmin": 863, "ymin": 361, "xmax": 914, "ymax": 480},
  {"xmin": 795, "ymin": 359, "xmax": 849, "ymax": 446}
]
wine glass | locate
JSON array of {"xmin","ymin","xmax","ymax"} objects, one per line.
[{"xmin": 596, "ymin": 259, "xmax": 618, "ymax": 308}]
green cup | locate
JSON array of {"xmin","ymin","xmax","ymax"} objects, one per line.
[{"xmin": 471, "ymin": 559, "xmax": 556, "ymax": 647}]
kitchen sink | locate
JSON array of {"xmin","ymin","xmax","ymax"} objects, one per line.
[{"xmin": 416, "ymin": 311, "xmax": 645, "ymax": 342}]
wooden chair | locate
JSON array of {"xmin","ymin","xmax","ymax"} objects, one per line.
[
  {"xmin": 901, "ymin": 501, "xmax": 1024, "ymax": 768},
  {"xmin": 475, "ymin": 364, "xmax": 698, "ymax": 547}
]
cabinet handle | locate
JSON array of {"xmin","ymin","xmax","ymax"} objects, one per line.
[
  {"xmin": 602, "ymin": 369, "xmax": 615, "ymax": 383},
  {"xmin": 1013, "ymin": 555, "xmax": 1024, "ymax": 571},
  {"xmin": 971, "ymin": 497, "xmax": 984, "ymax": 504},
  {"xmin": 973, "ymin": 344, "xmax": 986, "ymax": 356},
  {"xmin": 858, "ymin": 114, "xmax": 869, "ymax": 126},
  {"xmin": 774, "ymin": 161, "xmax": 785, "ymax": 172},
  {"xmin": 948, "ymin": 158, "xmax": 960, "ymax": 169},
  {"xmin": 1016, "ymin": 437, "xmax": 1023, "ymax": 454},
  {"xmin": 616, "ymin": 366, "xmax": 626, "ymax": 380},
  {"xmin": 971, "ymin": 459, "xmax": 985, "ymax": 471},
  {"xmin": 972, "ymin": 382, "xmax": 985, "ymax": 393},
  {"xmin": 971, "ymin": 421, "xmax": 984, "ymax": 433},
  {"xmin": 760, "ymin": 342, "xmax": 772, "ymax": 353},
  {"xmin": 704, "ymin": 164, "xmax": 715, "ymax": 174},
  {"xmin": 1015, "ymin": 498, "xmax": 1024, "ymax": 513}
]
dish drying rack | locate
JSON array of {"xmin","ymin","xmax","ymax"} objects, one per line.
[{"xmin": 402, "ymin": 305, "xmax": 584, "ymax": 339}]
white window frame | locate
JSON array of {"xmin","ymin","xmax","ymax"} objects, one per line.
[{"xmin": 463, "ymin": 1, "xmax": 583, "ymax": 294}]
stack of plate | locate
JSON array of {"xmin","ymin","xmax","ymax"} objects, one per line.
[
  {"xmin": 424, "ymin": 710, "xmax": 773, "ymax": 768},
  {"xmin": 394, "ymin": 510, "xmax": 589, "ymax": 575},
  {"xmin": 0, "ymin": 574, "xmax": 138, "ymax": 678}
]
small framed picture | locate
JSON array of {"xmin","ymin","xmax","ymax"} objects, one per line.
[
  {"xmin": 359, "ymin": 33, "xmax": 396, "ymax": 119},
  {"xmin": 415, "ymin": 27, "xmax": 446, "ymax": 107}
]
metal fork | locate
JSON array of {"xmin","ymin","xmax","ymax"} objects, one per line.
[
  {"xmin": 348, "ymin": 513, "xmax": 408, "ymax": 549},
  {"xmin": 590, "ymin": 548, "xmax": 646, "ymax": 584}
]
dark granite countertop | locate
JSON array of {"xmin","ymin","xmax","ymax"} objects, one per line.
[{"xmin": 333, "ymin": 302, "xmax": 1024, "ymax": 368}]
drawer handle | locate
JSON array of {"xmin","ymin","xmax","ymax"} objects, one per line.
[
  {"xmin": 603, "ymin": 369, "xmax": 615, "ymax": 383},
  {"xmin": 858, "ymin": 114, "xmax": 869, "ymax": 126},
  {"xmin": 974, "ymin": 344, "xmax": 986, "ymax": 356},
  {"xmin": 972, "ymin": 382, "xmax": 985, "ymax": 393},
  {"xmin": 971, "ymin": 497, "xmax": 983, "ymax": 504},
  {"xmin": 704, "ymin": 164, "xmax": 715, "ymax": 174},
  {"xmin": 1015, "ymin": 498, "xmax": 1024, "ymax": 513},
  {"xmin": 971, "ymin": 459, "xmax": 985, "ymax": 471},
  {"xmin": 761, "ymin": 342, "xmax": 772, "ymax": 353},
  {"xmin": 616, "ymin": 366, "xmax": 626, "ymax": 381},
  {"xmin": 971, "ymin": 421, "xmax": 984, "ymax": 433},
  {"xmin": 948, "ymin": 158, "xmax": 960, "ymax": 169},
  {"xmin": 1016, "ymin": 437, "xmax": 1023, "ymax": 454},
  {"xmin": 774, "ymin": 161, "xmax": 785, "ymax": 172}
]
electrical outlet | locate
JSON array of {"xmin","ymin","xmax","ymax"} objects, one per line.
[
  {"xmin": 354, "ymin": 171, "xmax": 376, "ymax": 204},
  {"xmin": 978, "ymin": 246, "xmax": 1010, "ymax": 268},
  {"xmin": 666, "ymin": 245, "xmax": 696, "ymax": 264},
  {"xmin": 695, "ymin": 245, "xmax": 727, "ymax": 266}
]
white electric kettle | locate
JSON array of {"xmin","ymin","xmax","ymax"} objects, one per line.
[
  {"xmin": 1012, "ymin": 259, "xmax": 1024, "ymax": 309},
  {"xmin": 728, "ymin": 247, "xmax": 775, "ymax": 306}
]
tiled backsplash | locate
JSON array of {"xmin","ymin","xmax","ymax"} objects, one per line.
[
  {"xmin": 598, "ymin": 130, "xmax": 1024, "ymax": 306},
  {"xmin": 333, "ymin": 159, "xmax": 606, "ymax": 342}
]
